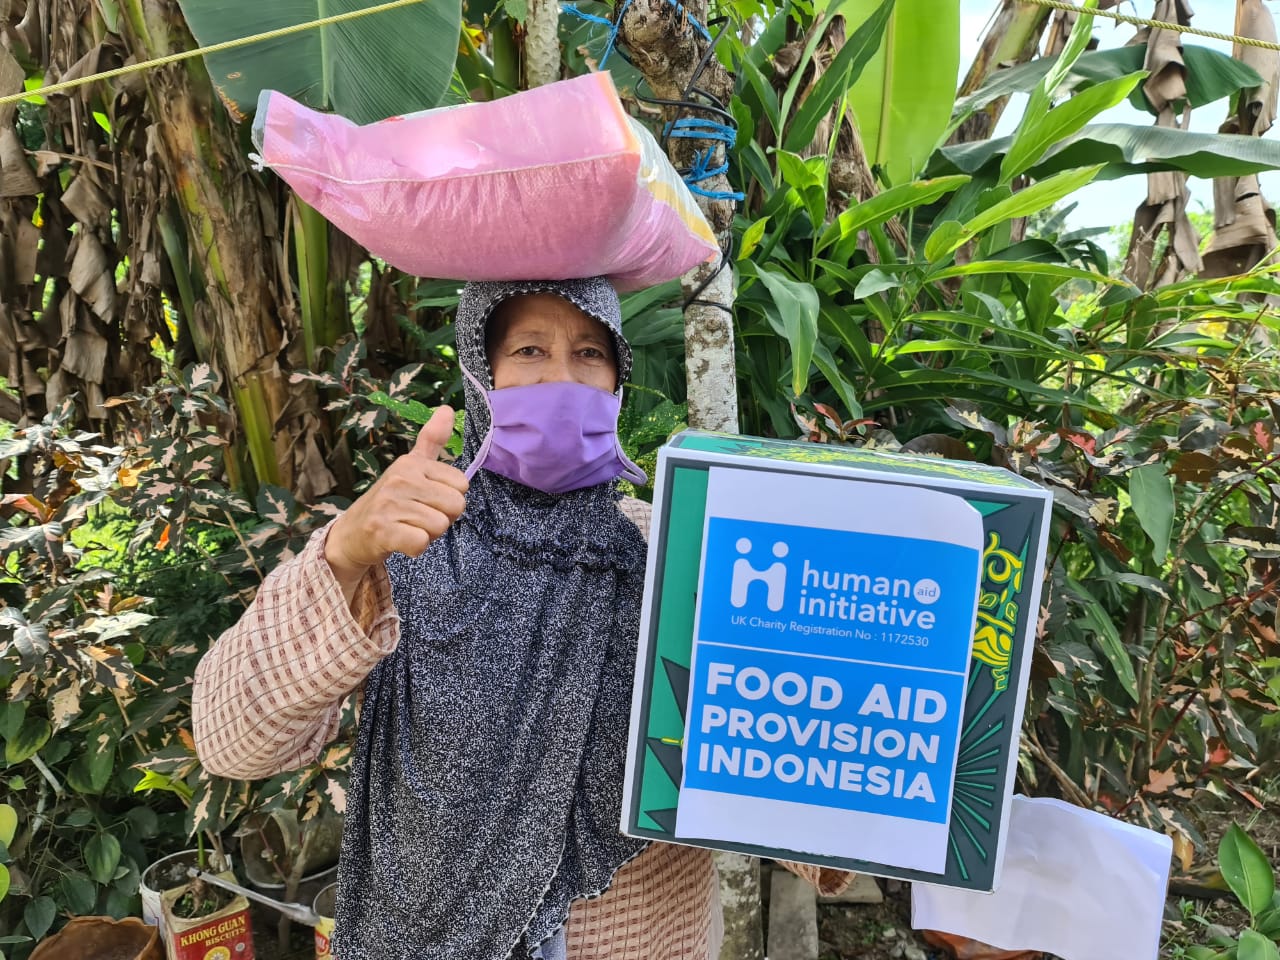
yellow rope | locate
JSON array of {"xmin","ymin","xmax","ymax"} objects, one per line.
[
  {"xmin": 0, "ymin": 0, "xmax": 427, "ymax": 108},
  {"xmin": 1019, "ymin": 0, "xmax": 1280, "ymax": 52}
]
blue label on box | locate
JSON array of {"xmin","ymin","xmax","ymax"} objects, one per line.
[
  {"xmin": 699, "ymin": 518, "xmax": 979, "ymax": 673},
  {"xmin": 683, "ymin": 515, "xmax": 981, "ymax": 827}
]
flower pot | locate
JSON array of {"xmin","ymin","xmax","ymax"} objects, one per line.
[
  {"xmin": 313, "ymin": 882, "xmax": 338, "ymax": 960},
  {"xmin": 139, "ymin": 849, "xmax": 232, "ymax": 934},
  {"xmin": 161, "ymin": 877, "xmax": 255, "ymax": 960},
  {"xmin": 238, "ymin": 810, "xmax": 342, "ymax": 905},
  {"xmin": 29, "ymin": 916, "xmax": 163, "ymax": 960}
]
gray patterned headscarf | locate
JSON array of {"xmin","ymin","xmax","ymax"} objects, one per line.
[{"xmin": 332, "ymin": 278, "xmax": 650, "ymax": 960}]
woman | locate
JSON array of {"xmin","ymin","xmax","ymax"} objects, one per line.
[{"xmin": 193, "ymin": 278, "xmax": 846, "ymax": 960}]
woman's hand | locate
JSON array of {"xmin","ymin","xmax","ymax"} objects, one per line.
[{"xmin": 325, "ymin": 406, "xmax": 468, "ymax": 601}]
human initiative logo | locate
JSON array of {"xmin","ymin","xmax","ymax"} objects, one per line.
[
  {"xmin": 730, "ymin": 538, "xmax": 789, "ymax": 612},
  {"xmin": 725, "ymin": 529, "xmax": 945, "ymax": 630}
]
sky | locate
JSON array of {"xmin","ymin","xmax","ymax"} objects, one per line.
[{"xmin": 955, "ymin": 0, "xmax": 1274, "ymax": 234}]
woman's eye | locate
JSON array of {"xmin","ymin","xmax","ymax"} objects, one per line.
[
  {"xmin": 579, "ymin": 347, "xmax": 606, "ymax": 360},
  {"xmin": 514, "ymin": 345, "xmax": 543, "ymax": 357}
]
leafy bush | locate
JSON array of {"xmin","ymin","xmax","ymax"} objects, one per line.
[{"xmin": 712, "ymin": 2, "xmax": 1280, "ymax": 839}]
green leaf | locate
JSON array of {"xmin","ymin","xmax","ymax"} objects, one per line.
[
  {"xmin": 737, "ymin": 217, "xmax": 771, "ymax": 261},
  {"xmin": 1238, "ymin": 929, "xmax": 1280, "ymax": 960},
  {"xmin": 85, "ymin": 833, "xmax": 122, "ymax": 886},
  {"xmin": 774, "ymin": 150, "xmax": 827, "ymax": 228},
  {"xmin": 1258, "ymin": 902, "xmax": 1280, "ymax": 939},
  {"xmin": 0, "ymin": 806, "xmax": 15, "ymax": 848},
  {"xmin": 853, "ymin": 268, "xmax": 900, "ymax": 299},
  {"xmin": 957, "ymin": 44, "xmax": 1262, "ymax": 118},
  {"xmin": 1181, "ymin": 948, "xmax": 1227, "ymax": 960},
  {"xmin": 845, "ymin": 0, "xmax": 960, "ymax": 185},
  {"xmin": 961, "ymin": 165, "xmax": 1103, "ymax": 243},
  {"xmin": 925, "ymin": 165, "xmax": 1104, "ymax": 261},
  {"xmin": 1129, "ymin": 463, "xmax": 1175, "ymax": 564},
  {"xmin": 739, "ymin": 57, "xmax": 782, "ymax": 139},
  {"xmin": 66, "ymin": 738, "xmax": 115, "ymax": 796},
  {"xmin": 1001, "ymin": 72, "xmax": 1146, "ymax": 184},
  {"xmin": 1106, "ymin": 572, "xmax": 1172, "ymax": 600},
  {"xmin": 0, "ymin": 703, "xmax": 26, "ymax": 742},
  {"xmin": 4, "ymin": 719, "xmax": 50, "ymax": 766},
  {"xmin": 58, "ymin": 873, "xmax": 97, "ymax": 916},
  {"xmin": 928, "ymin": 259, "xmax": 1112, "ymax": 285},
  {"xmin": 1041, "ymin": 0, "xmax": 1097, "ymax": 98},
  {"xmin": 23, "ymin": 897, "xmax": 56, "ymax": 941},
  {"xmin": 1220, "ymin": 824, "xmax": 1276, "ymax": 919},
  {"xmin": 133, "ymin": 769, "xmax": 193, "ymax": 803},
  {"xmin": 923, "ymin": 220, "xmax": 967, "ymax": 263},
  {"xmin": 367, "ymin": 391, "xmax": 434, "ymax": 426},
  {"xmin": 176, "ymin": 0, "xmax": 464, "ymax": 125},
  {"xmin": 783, "ymin": 0, "xmax": 894, "ymax": 153},
  {"xmin": 933, "ymin": 123, "xmax": 1280, "ymax": 181},
  {"xmin": 1079, "ymin": 595, "xmax": 1138, "ymax": 702},
  {"xmin": 818, "ymin": 175, "xmax": 970, "ymax": 252},
  {"xmin": 755, "ymin": 268, "xmax": 820, "ymax": 397}
]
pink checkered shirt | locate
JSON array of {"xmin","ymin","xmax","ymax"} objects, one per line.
[{"xmin": 192, "ymin": 498, "xmax": 851, "ymax": 958}]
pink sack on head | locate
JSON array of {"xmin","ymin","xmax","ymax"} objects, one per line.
[{"xmin": 252, "ymin": 73, "xmax": 720, "ymax": 291}]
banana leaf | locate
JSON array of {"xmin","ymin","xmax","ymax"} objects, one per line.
[
  {"xmin": 177, "ymin": 0, "xmax": 464, "ymax": 124},
  {"xmin": 955, "ymin": 44, "xmax": 1264, "ymax": 120},
  {"xmin": 930, "ymin": 122, "xmax": 1280, "ymax": 181},
  {"xmin": 844, "ymin": 0, "xmax": 960, "ymax": 187}
]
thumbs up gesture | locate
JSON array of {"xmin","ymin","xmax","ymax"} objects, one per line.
[{"xmin": 325, "ymin": 406, "xmax": 469, "ymax": 594}]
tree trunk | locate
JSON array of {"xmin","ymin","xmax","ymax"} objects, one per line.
[
  {"xmin": 615, "ymin": 3, "xmax": 751, "ymax": 948},
  {"xmin": 618, "ymin": 0, "xmax": 739, "ymax": 433},
  {"xmin": 713, "ymin": 851, "xmax": 764, "ymax": 960},
  {"xmin": 116, "ymin": 0, "xmax": 335, "ymax": 500},
  {"xmin": 524, "ymin": 0, "xmax": 561, "ymax": 88},
  {"xmin": 948, "ymin": 0, "xmax": 1052, "ymax": 145}
]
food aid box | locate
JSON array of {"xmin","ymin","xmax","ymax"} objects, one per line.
[{"xmin": 620, "ymin": 431, "xmax": 1052, "ymax": 891}]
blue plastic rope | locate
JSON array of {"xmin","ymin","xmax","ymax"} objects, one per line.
[
  {"xmin": 600, "ymin": 0, "xmax": 632, "ymax": 66},
  {"xmin": 559, "ymin": 2, "xmax": 742, "ymax": 201},
  {"xmin": 560, "ymin": 0, "xmax": 712, "ymax": 67},
  {"xmin": 667, "ymin": 120, "xmax": 745, "ymax": 200},
  {"xmin": 560, "ymin": 3, "xmax": 612, "ymax": 26},
  {"xmin": 665, "ymin": 117, "xmax": 737, "ymax": 146}
]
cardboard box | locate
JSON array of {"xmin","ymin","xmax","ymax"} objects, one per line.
[{"xmin": 621, "ymin": 431, "xmax": 1052, "ymax": 891}]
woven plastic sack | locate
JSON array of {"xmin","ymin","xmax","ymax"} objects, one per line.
[{"xmin": 252, "ymin": 73, "xmax": 719, "ymax": 291}]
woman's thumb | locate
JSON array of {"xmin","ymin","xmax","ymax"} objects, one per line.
[{"xmin": 413, "ymin": 406, "xmax": 455, "ymax": 460}]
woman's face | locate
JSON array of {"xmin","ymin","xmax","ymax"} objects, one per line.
[{"xmin": 486, "ymin": 293, "xmax": 618, "ymax": 392}]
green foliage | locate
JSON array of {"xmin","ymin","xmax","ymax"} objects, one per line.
[
  {"xmin": 711, "ymin": 1, "xmax": 1280, "ymax": 847},
  {"xmin": 934, "ymin": 122, "xmax": 1280, "ymax": 182},
  {"xmin": 843, "ymin": 0, "xmax": 958, "ymax": 186},
  {"xmin": 177, "ymin": 0, "xmax": 465, "ymax": 124},
  {"xmin": 0, "ymin": 343, "xmax": 452, "ymax": 948},
  {"xmin": 1174, "ymin": 825, "xmax": 1280, "ymax": 960},
  {"xmin": 953, "ymin": 44, "xmax": 1264, "ymax": 122},
  {"xmin": 617, "ymin": 386, "xmax": 689, "ymax": 501},
  {"xmin": 6, "ymin": 5, "xmax": 1280, "ymax": 957}
]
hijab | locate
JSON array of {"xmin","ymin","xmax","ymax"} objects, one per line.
[{"xmin": 331, "ymin": 278, "xmax": 650, "ymax": 960}]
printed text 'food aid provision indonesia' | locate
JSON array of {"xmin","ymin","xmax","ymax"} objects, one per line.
[
  {"xmin": 685, "ymin": 653, "xmax": 965, "ymax": 819},
  {"xmin": 675, "ymin": 473, "xmax": 985, "ymax": 873}
]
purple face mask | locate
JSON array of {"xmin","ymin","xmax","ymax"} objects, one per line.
[{"xmin": 464, "ymin": 378, "xmax": 647, "ymax": 495}]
